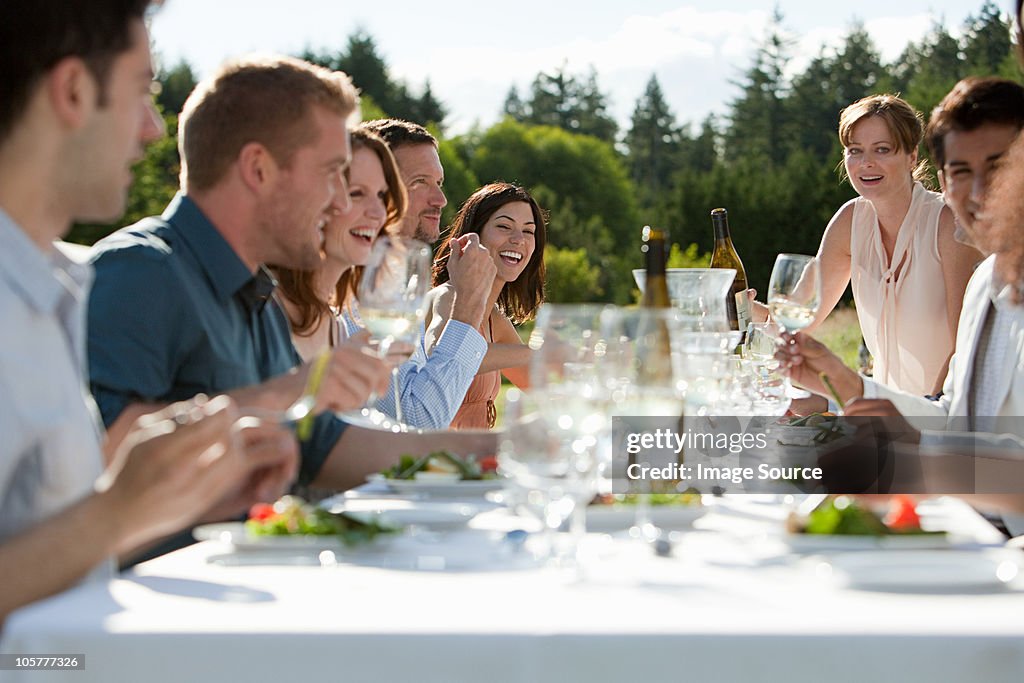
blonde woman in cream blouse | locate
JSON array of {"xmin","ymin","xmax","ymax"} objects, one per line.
[{"xmin": 805, "ymin": 94, "xmax": 981, "ymax": 397}]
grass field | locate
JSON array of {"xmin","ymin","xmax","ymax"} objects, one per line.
[{"xmin": 813, "ymin": 305, "xmax": 863, "ymax": 372}]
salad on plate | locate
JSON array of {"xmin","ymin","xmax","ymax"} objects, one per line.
[
  {"xmin": 193, "ymin": 496, "xmax": 398, "ymax": 552},
  {"xmin": 785, "ymin": 495, "xmax": 949, "ymax": 551}
]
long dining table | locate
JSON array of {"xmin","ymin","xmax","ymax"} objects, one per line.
[{"xmin": 3, "ymin": 495, "xmax": 1024, "ymax": 683}]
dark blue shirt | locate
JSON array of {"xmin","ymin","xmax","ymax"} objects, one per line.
[{"xmin": 88, "ymin": 193, "xmax": 345, "ymax": 485}]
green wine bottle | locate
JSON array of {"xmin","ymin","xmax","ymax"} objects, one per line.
[
  {"xmin": 638, "ymin": 226, "xmax": 674, "ymax": 387},
  {"xmin": 709, "ymin": 208, "xmax": 750, "ymax": 334},
  {"xmin": 641, "ymin": 226, "xmax": 670, "ymax": 308}
]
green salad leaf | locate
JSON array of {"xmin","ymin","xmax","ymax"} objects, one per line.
[
  {"xmin": 799, "ymin": 497, "xmax": 942, "ymax": 536},
  {"xmin": 380, "ymin": 451, "xmax": 489, "ymax": 480},
  {"xmin": 246, "ymin": 497, "xmax": 395, "ymax": 546}
]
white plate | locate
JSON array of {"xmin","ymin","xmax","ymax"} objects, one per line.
[
  {"xmin": 192, "ymin": 522, "xmax": 392, "ymax": 553},
  {"xmin": 830, "ymin": 550, "xmax": 1020, "ymax": 591},
  {"xmin": 785, "ymin": 531, "xmax": 950, "ymax": 553},
  {"xmin": 586, "ymin": 505, "xmax": 705, "ymax": 533},
  {"xmin": 324, "ymin": 498, "xmax": 483, "ymax": 530},
  {"xmin": 367, "ymin": 474, "xmax": 505, "ymax": 497},
  {"xmin": 772, "ymin": 425, "xmax": 825, "ymax": 447}
]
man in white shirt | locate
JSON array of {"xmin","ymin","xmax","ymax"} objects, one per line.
[{"xmin": 0, "ymin": 0, "xmax": 297, "ymax": 624}]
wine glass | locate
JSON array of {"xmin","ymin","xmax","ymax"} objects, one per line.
[
  {"xmin": 351, "ymin": 234, "xmax": 432, "ymax": 430},
  {"xmin": 768, "ymin": 254, "xmax": 820, "ymax": 401},
  {"xmin": 498, "ymin": 389, "xmax": 601, "ymax": 570},
  {"xmin": 767, "ymin": 254, "xmax": 820, "ymax": 334},
  {"xmin": 599, "ymin": 306, "xmax": 686, "ymax": 542},
  {"xmin": 524, "ymin": 304, "xmax": 612, "ymax": 564},
  {"xmin": 743, "ymin": 321, "xmax": 780, "ymax": 364}
]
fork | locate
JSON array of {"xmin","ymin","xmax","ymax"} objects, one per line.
[{"xmin": 241, "ymin": 350, "xmax": 331, "ymax": 439}]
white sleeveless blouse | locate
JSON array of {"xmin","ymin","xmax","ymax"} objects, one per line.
[{"xmin": 849, "ymin": 182, "xmax": 953, "ymax": 396}]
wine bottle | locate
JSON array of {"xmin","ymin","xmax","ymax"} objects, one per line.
[
  {"xmin": 639, "ymin": 226, "xmax": 682, "ymax": 468},
  {"xmin": 709, "ymin": 208, "xmax": 750, "ymax": 334},
  {"xmin": 637, "ymin": 226, "xmax": 674, "ymax": 389},
  {"xmin": 641, "ymin": 226, "xmax": 670, "ymax": 308}
]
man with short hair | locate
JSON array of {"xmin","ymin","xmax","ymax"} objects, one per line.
[
  {"xmin": 926, "ymin": 77, "xmax": 1024, "ymax": 251},
  {"xmin": 87, "ymin": 62, "xmax": 495, "ymax": 555},
  {"xmin": 89, "ymin": 55, "xmax": 386, "ymax": 478},
  {"xmin": 0, "ymin": 0, "xmax": 295, "ymax": 623},
  {"xmin": 361, "ymin": 119, "xmax": 449, "ymax": 244}
]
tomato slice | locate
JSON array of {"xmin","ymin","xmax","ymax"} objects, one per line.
[
  {"xmin": 248, "ymin": 503, "xmax": 277, "ymax": 522},
  {"xmin": 477, "ymin": 455, "xmax": 499, "ymax": 473},
  {"xmin": 884, "ymin": 495, "xmax": 921, "ymax": 530}
]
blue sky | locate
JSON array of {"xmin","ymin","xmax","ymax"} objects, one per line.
[{"xmin": 150, "ymin": 0, "xmax": 1003, "ymax": 134}]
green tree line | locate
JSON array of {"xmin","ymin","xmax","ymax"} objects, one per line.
[{"xmin": 69, "ymin": 1, "xmax": 1020, "ymax": 304}]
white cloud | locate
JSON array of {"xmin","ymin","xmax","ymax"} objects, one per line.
[
  {"xmin": 151, "ymin": 1, "xmax": 980, "ymax": 137},
  {"xmin": 396, "ymin": 6, "xmax": 775, "ymax": 133}
]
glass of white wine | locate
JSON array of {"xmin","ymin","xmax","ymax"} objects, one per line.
[
  {"xmin": 767, "ymin": 254, "xmax": 820, "ymax": 334},
  {"xmin": 767, "ymin": 253, "xmax": 821, "ymax": 401},
  {"xmin": 351, "ymin": 234, "xmax": 432, "ymax": 430}
]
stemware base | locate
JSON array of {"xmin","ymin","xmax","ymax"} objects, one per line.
[{"xmin": 337, "ymin": 407, "xmax": 412, "ymax": 432}]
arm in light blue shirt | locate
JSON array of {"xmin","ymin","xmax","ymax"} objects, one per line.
[{"xmin": 375, "ymin": 319, "xmax": 486, "ymax": 430}]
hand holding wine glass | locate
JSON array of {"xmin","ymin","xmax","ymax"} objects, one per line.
[
  {"xmin": 355, "ymin": 234, "xmax": 432, "ymax": 428},
  {"xmin": 767, "ymin": 254, "xmax": 820, "ymax": 401}
]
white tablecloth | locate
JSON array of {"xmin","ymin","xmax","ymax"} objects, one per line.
[{"xmin": 4, "ymin": 497, "xmax": 1024, "ymax": 683}]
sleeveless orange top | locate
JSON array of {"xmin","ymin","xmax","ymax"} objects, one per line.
[{"xmin": 450, "ymin": 316, "xmax": 499, "ymax": 429}]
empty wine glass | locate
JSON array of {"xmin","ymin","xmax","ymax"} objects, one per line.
[
  {"xmin": 743, "ymin": 321, "xmax": 780, "ymax": 364},
  {"xmin": 599, "ymin": 306, "xmax": 686, "ymax": 542},
  {"xmin": 525, "ymin": 304, "xmax": 613, "ymax": 559},
  {"xmin": 351, "ymin": 234, "xmax": 432, "ymax": 430},
  {"xmin": 528, "ymin": 303, "xmax": 611, "ymax": 395},
  {"xmin": 498, "ymin": 389, "xmax": 601, "ymax": 569}
]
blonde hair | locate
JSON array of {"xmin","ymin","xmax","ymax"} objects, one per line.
[
  {"xmin": 178, "ymin": 54, "xmax": 359, "ymax": 191},
  {"xmin": 838, "ymin": 94, "xmax": 930, "ymax": 184}
]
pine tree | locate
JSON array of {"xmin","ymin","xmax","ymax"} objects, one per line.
[
  {"xmin": 724, "ymin": 7, "xmax": 794, "ymax": 165},
  {"xmin": 785, "ymin": 24, "xmax": 884, "ymax": 163},
  {"xmin": 503, "ymin": 86, "xmax": 526, "ymax": 120},
  {"xmin": 513, "ymin": 65, "xmax": 617, "ymax": 142},
  {"xmin": 962, "ymin": 1, "xmax": 1013, "ymax": 75},
  {"xmin": 335, "ymin": 30, "xmax": 400, "ymax": 115},
  {"xmin": 414, "ymin": 80, "xmax": 447, "ymax": 128},
  {"xmin": 156, "ymin": 60, "xmax": 197, "ymax": 115},
  {"xmin": 625, "ymin": 74, "xmax": 680, "ymax": 197},
  {"xmin": 691, "ymin": 115, "xmax": 719, "ymax": 173},
  {"xmin": 574, "ymin": 67, "xmax": 618, "ymax": 142},
  {"xmin": 903, "ymin": 21, "xmax": 967, "ymax": 115}
]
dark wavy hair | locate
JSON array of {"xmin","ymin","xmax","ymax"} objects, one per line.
[
  {"xmin": 432, "ymin": 182, "xmax": 546, "ymax": 324},
  {"xmin": 272, "ymin": 127, "xmax": 407, "ymax": 337}
]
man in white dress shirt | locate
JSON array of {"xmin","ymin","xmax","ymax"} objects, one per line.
[{"xmin": 0, "ymin": 0, "xmax": 297, "ymax": 624}]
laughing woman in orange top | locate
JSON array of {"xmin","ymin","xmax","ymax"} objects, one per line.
[{"xmin": 427, "ymin": 183, "xmax": 547, "ymax": 429}]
